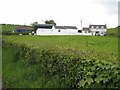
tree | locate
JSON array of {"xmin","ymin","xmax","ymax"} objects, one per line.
[
  {"xmin": 30, "ymin": 21, "xmax": 38, "ymax": 27},
  {"xmin": 45, "ymin": 20, "xmax": 56, "ymax": 26}
]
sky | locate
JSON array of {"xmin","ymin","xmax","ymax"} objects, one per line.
[{"xmin": 0, "ymin": 0, "xmax": 119, "ymax": 29}]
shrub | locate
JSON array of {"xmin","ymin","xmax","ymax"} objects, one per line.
[{"xmin": 3, "ymin": 42, "xmax": 120, "ymax": 88}]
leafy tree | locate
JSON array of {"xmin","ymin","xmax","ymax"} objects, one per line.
[
  {"xmin": 45, "ymin": 20, "xmax": 56, "ymax": 26},
  {"xmin": 30, "ymin": 21, "xmax": 38, "ymax": 27}
]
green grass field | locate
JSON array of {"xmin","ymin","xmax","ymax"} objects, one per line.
[
  {"xmin": 3, "ymin": 35, "xmax": 118, "ymax": 56},
  {"xmin": 1, "ymin": 24, "xmax": 18, "ymax": 32},
  {"xmin": 106, "ymin": 27, "xmax": 118, "ymax": 36}
]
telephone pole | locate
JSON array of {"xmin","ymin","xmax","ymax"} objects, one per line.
[{"xmin": 80, "ymin": 19, "xmax": 82, "ymax": 30}]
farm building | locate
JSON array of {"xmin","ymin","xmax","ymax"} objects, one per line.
[
  {"xmin": 81, "ymin": 27, "xmax": 92, "ymax": 35},
  {"xmin": 34, "ymin": 24, "xmax": 78, "ymax": 35},
  {"xmin": 34, "ymin": 24, "xmax": 107, "ymax": 36},
  {"xmin": 34, "ymin": 24, "xmax": 54, "ymax": 35},
  {"xmin": 89, "ymin": 24, "xmax": 107, "ymax": 36},
  {"xmin": 55, "ymin": 26, "xmax": 78, "ymax": 35},
  {"xmin": 16, "ymin": 26, "xmax": 31, "ymax": 33}
]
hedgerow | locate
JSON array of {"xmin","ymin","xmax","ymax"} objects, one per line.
[{"xmin": 3, "ymin": 41, "xmax": 120, "ymax": 88}]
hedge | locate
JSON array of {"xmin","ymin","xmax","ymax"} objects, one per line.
[{"xmin": 3, "ymin": 41, "xmax": 120, "ymax": 88}]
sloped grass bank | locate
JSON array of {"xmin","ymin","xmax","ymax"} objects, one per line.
[
  {"xmin": 2, "ymin": 43, "xmax": 65, "ymax": 88},
  {"xmin": 2, "ymin": 42, "xmax": 120, "ymax": 88}
]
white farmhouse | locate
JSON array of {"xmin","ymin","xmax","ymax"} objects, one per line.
[{"xmin": 89, "ymin": 24, "xmax": 107, "ymax": 36}]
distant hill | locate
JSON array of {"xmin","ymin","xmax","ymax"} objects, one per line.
[
  {"xmin": 1, "ymin": 24, "xmax": 34, "ymax": 33},
  {"xmin": 1, "ymin": 24, "xmax": 33, "ymax": 32},
  {"xmin": 107, "ymin": 27, "xmax": 119, "ymax": 36},
  {"xmin": 0, "ymin": 24, "xmax": 34, "ymax": 35},
  {"xmin": 1, "ymin": 24, "xmax": 20, "ymax": 32}
]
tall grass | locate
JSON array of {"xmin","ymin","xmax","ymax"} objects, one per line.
[{"xmin": 2, "ymin": 45, "xmax": 65, "ymax": 88}]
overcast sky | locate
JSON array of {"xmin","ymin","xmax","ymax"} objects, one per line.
[{"xmin": 0, "ymin": 0, "xmax": 119, "ymax": 29}]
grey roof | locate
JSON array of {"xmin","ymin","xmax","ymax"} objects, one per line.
[
  {"xmin": 55, "ymin": 26, "xmax": 77, "ymax": 29},
  {"xmin": 89, "ymin": 25, "xmax": 107, "ymax": 28},
  {"xmin": 55, "ymin": 26, "xmax": 66, "ymax": 29},
  {"xmin": 64, "ymin": 26, "xmax": 77, "ymax": 29},
  {"xmin": 83, "ymin": 27, "xmax": 89, "ymax": 31},
  {"xmin": 16, "ymin": 26, "xmax": 30, "ymax": 30},
  {"xmin": 34, "ymin": 24, "xmax": 77, "ymax": 30},
  {"xmin": 34, "ymin": 24, "xmax": 54, "ymax": 29}
]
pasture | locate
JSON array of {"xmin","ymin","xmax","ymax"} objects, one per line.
[{"xmin": 3, "ymin": 35, "xmax": 118, "ymax": 56}]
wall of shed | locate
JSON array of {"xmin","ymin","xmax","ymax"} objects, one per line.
[
  {"xmin": 36, "ymin": 28, "xmax": 107, "ymax": 36},
  {"xmin": 36, "ymin": 28, "xmax": 79, "ymax": 35}
]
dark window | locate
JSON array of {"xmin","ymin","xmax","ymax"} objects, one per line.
[
  {"xmin": 78, "ymin": 30, "xmax": 82, "ymax": 33},
  {"xmin": 58, "ymin": 30, "xmax": 60, "ymax": 32},
  {"xmin": 96, "ymin": 31, "xmax": 99, "ymax": 33}
]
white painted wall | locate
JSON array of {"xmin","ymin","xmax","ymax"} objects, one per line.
[
  {"xmin": 36, "ymin": 27, "xmax": 107, "ymax": 36},
  {"xmin": 36, "ymin": 28, "xmax": 79, "ymax": 35},
  {"xmin": 90, "ymin": 28, "xmax": 107, "ymax": 36}
]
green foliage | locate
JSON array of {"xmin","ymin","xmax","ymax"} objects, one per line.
[
  {"xmin": 45, "ymin": 20, "xmax": 56, "ymax": 26},
  {"xmin": 2, "ymin": 41, "xmax": 120, "ymax": 88},
  {"xmin": 2, "ymin": 43, "xmax": 65, "ymax": 88}
]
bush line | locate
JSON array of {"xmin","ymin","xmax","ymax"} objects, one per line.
[{"xmin": 3, "ymin": 41, "xmax": 120, "ymax": 88}]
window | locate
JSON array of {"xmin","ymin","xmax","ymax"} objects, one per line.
[
  {"xmin": 101, "ymin": 26, "xmax": 104, "ymax": 29},
  {"xmin": 78, "ymin": 30, "xmax": 82, "ymax": 33},
  {"xmin": 96, "ymin": 26, "xmax": 99, "ymax": 29},
  {"xmin": 91, "ymin": 26, "xmax": 94, "ymax": 29},
  {"xmin": 96, "ymin": 31, "xmax": 99, "ymax": 33},
  {"xmin": 58, "ymin": 30, "xmax": 61, "ymax": 32},
  {"xmin": 101, "ymin": 32, "xmax": 104, "ymax": 34}
]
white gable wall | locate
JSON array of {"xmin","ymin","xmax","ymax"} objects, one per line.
[{"xmin": 36, "ymin": 28, "xmax": 54, "ymax": 35}]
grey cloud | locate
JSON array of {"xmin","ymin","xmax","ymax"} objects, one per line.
[{"xmin": 93, "ymin": 0, "xmax": 118, "ymax": 15}]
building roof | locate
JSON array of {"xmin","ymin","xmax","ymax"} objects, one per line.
[
  {"xmin": 83, "ymin": 27, "xmax": 89, "ymax": 31},
  {"xmin": 64, "ymin": 26, "xmax": 77, "ymax": 29},
  {"xmin": 16, "ymin": 26, "xmax": 30, "ymax": 30},
  {"xmin": 55, "ymin": 26, "xmax": 66, "ymax": 29},
  {"xmin": 34, "ymin": 24, "xmax": 54, "ymax": 29},
  {"xmin": 55, "ymin": 26, "xmax": 77, "ymax": 29},
  {"xmin": 34, "ymin": 24, "xmax": 77, "ymax": 30},
  {"xmin": 89, "ymin": 25, "xmax": 107, "ymax": 28}
]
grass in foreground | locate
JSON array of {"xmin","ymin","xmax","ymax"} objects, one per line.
[{"xmin": 2, "ymin": 35, "xmax": 119, "ymax": 88}]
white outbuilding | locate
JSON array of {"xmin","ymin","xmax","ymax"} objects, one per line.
[{"xmin": 34, "ymin": 24, "xmax": 78, "ymax": 35}]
